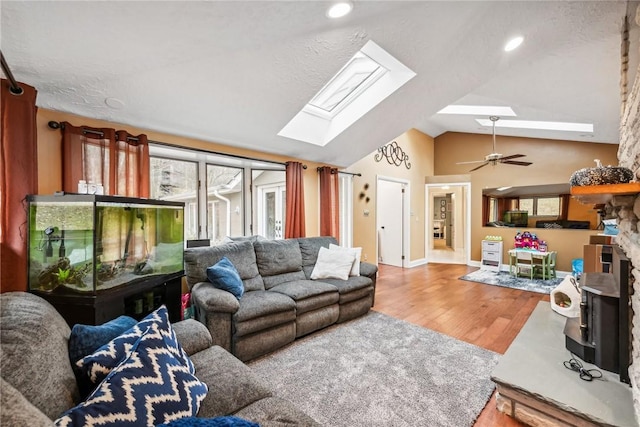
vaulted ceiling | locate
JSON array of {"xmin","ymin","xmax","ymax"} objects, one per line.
[{"xmin": 1, "ymin": 1, "xmax": 632, "ymax": 167}]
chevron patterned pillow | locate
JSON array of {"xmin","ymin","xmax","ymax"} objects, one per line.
[
  {"xmin": 75, "ymin": 305, "xmax": 195, "ymax": 399},
  {"xmin": 55, "ymin": 321, "xmax": 208, "ymax": 427}
]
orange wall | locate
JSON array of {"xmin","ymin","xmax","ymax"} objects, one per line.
[
  {"xmin": 346, "ymin": 128, "xmax": 435, "ymax": 264},
  {"xmin": 36, "ymin": 108, "xmax": 325, "ymax": 236},
  {"xmin": 433, "ymin": 132, "xmax": 620, "ymax": 271}
]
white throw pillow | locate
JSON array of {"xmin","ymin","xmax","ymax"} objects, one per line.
[
  {"xmin": 310, "ymin": 246, "xmax": 356, "ymax": 280},
  {"xmin": 329, "ymin": 244, "xmax": 362, "ymax": 276}
]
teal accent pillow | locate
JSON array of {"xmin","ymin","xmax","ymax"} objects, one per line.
[
  {"xmin": 158, "ymin": 416, "xmax": 259, "ymax": 426},
  {"xmin": 206, "ymin": 257, "xmax": 244, "ymax": 299},
  {"xmin": 68, "ymin": 315, "xmax": 137, "ymax": 365},
  {"xmin": 55, "ymin": 322, "xmax": 208, "ymax": 427},
  {"xmin": 74, "ymin": 306, "xmax": 194, "ymax": 400}
]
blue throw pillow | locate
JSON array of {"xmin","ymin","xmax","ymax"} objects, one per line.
[
  {"xmin": 75, "ymin": 305, "xmax": 194, "ymax": 399},
  {"xmin": 158, "ymin": 416, "xmax": 259, "ymax": 427},
  {"xmin": 55, "ymin": 323, "xmax": 208, "ymax": 427},
  {"xmin": 206, "ymin": 257, "xmax": 244, "ymax": 300},
  {"xmin": 68, "ymin": 315, "xmax": 138, "ymax": 365}
]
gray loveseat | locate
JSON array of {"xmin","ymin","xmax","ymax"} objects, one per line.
[
  {"xmin": 184, "ymin": 236, "xmax": 377, "ymax": 362},
  {"xmin": 0, "ymin": 291, "xmax": 319, "ymax": 426}
]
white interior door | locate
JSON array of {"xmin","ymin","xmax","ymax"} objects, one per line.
[{"xmin": 377, "ymin": 178, "xmax": 405, "ymax": 267}]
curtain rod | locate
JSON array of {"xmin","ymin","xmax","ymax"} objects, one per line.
[
  {"xmin": 150, "ymin": 139, "xmax": 306, "ymax": 169},
  {"xmin": 48, "ymin": 121, "xmax": 139, "ymax": 141},
  {"xmin": 316, "ymin": 167, "xmax": 361, "ymax": 177},
  {"xmin": 47, "ymin": 123, "xmax": 306, "ymax": 169},
  {"xmin": 0, "ymin": 51, "xmax": 24, "ymax": 95}
]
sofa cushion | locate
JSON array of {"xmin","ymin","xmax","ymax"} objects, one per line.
[
  {"xmin": 1, "ymin": 377, "xmax": 53, "ymax": 426},
  {"xmin": 0, "ymin": 292, "xmax": 79, "ymax": 420},
  {"xmin": 190, "ymin": 345, "xmax": 273, "ymax": 417},
  {"xmin": 233, "ymin": 291, "xmax": 296, "ymax": 323},
  {"xmin": 254, "ymin": 239, "xmax": 303, "ymax": 277},
  {"xmin": 55, "ymin": 321, "xmax": 208, "ymax": 427},
  {"xmin": 268, "ymin": 280, "xmax": 337, "ymax": 301},
  {"xmin": 233, "ymin": 396, "xmax": 321, "ymax": 427},
  {"xmin": 316, "ymin": 276, "xmax": 373, "ymax": 303},
  {"xmin": 75, "ymin": 306, "xmax": 194, "ymax": 398},
  {"xmin": 184, "ymin": 241, "xmax": 264, "ymax": 292},
  {"xmin": 297, "ymin": 236, "xmax": 338, "ymax": 267},
  {"xmin": 68, "ymin": 315, "xmax": 137, "ymax": 364},
  {"xmin": 206, "ymin": 257, "xmax": 244, "ymax": 300},
  {"xmin": 254, "ymin": 239, "xmax": 306, "ymax": 289}
]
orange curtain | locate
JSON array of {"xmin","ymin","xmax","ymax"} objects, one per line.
[
  {"xmin": 285, "ymin": 161, "xmax": 306, "ymax": 238},
  {"xmin": 0, "ymin": 79, "xmax": 38, "ymax": 293},
  {"xmin": 318, "ymin": 166, "xmax": 339, "ymax": 240},
  {"xmin": 61, "ymin": 123, "xmax": 149, "ymax": 197}
]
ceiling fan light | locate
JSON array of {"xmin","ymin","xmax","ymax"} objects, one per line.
[{"xmin": 504, "ymin": 36, "xmax": 524, "ymax": 52}]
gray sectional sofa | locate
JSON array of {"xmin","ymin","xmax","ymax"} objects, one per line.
[
  {"xmin": 184, "ymin": 236, "xmax": 377, "ymax": 362},
  {"xmin": 0, "ymin": 291, "xmax": 320, "ymax": 426}
]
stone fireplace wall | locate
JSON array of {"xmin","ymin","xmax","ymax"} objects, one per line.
[{"xmin": 618, "ymin": 10, "xmax": 640, "ymax": 422}]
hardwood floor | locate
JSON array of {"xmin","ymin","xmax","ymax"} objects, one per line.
[{"xmin": 372, "ymin": 263, "xmax": 550, "ymax": 427}]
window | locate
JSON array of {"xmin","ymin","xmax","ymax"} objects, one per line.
[
  {"xmin": 150, "ymin": 157, "xmax": 198, "ymax": 240},
  {"xmin": 488, "ymin": 198, "xmax": 498, "ymax": 222},
  {"xmin": 150, "ymin": 144, "xmax": 284, "ymax": 242},
  {"xmin": 519, "ymin": 196, "xmax": 560, "ymax": 217},
  {"xmin": 207, "ymin": 164, "xmax": 243, "ymax": 243},
  {"xmin": 252, "ymin": 170, "xmax": 286, "ymax": 240}
]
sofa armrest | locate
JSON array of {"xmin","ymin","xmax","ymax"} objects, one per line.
[
  {"xmin": 359, "ymin": 262, "xmax": 378, "ymax": 306},
  {"xmin": 191, "ymin": 282, "xmax": 241, "ymax": 313},
  {"xmin": 172, "ymin": 319, "xmax": 213, "ymax": 356},
  {"xmin": 190, "ymin": 282, "xmax": 239, "ymax": 353},
  {"xmin": 359, "ymin": 261, "xmax": 378, "ymax": 278}
]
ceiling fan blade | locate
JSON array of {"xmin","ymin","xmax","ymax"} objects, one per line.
[
  {"xmin": 469, "ymin": 162, "xmax": 490, "ymax": 171},
  {"xmin": 456, "ymin": 160, "xmax": 486, "ymax": 165},
  {"xmin": 500, "ymin": 154, "xmax": 526, "ymax": 161},
  {"xmin": 501, "ymin": 160, "xmax": 533, "ymax": 166}
]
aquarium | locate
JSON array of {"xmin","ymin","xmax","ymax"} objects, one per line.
[
  {"xmin": 503, "ymin": 210, "xmax": 529, "ymax": 227},
  {"xmin": 28, "ymin": 194, "xmax": 184, "ymax": 294}
]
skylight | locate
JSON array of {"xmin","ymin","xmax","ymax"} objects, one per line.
[
  {"xmin": 437, "ymin": 105, "xmax": 516, "ymax": 116},
  {"xmin": 475, "ymin": 118, "xmax": 593, "ymax": 133},
  {"xmin": 278, "ymin": 40, "xmax": 416, "ymax": 146},
  {"xmin": 306, "ymin": 52, "xmax": 385, "ymax": 117}
]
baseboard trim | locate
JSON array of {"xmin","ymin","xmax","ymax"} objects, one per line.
[{"xmin": 407, "ymin": 258, "xmax": 428, "ymax": 268}]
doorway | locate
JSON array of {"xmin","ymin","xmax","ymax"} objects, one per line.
[
  {"xmin": 376, "ymin": 176, "xmax": 409, "ymax": 267},
  {"xmin": 426, "ymin": 183, "xmax": 470, "ymax": 264}
]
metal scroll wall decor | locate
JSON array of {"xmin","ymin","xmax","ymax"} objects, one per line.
[{"xmin": 374, "ymin": 141, "xmax": 411, "ymax": 169}]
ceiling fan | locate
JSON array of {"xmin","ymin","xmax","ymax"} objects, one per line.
[{"xmin": 457, "ymin": 116, "xmax": 533, "ymax": 171}]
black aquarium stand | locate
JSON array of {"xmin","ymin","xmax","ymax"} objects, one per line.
[{"xmin": 31, "ymin": 271, "xmax": 184, "ymax": 327}]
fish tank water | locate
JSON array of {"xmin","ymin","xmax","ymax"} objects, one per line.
[{"xmin": 28, "ymin": 194, "xmax": 184, "ymax": 294}]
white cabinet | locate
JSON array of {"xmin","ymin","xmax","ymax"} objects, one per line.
[{"xmin": 481, "ymin": 240, "xmax": 503, "ymax": 272}]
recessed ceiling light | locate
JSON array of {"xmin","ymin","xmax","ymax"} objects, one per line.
[
  {"xmin": 504, "ymin": 36, "xmax": 524, "ymax": 52},
  {"xmin": 497, "ymin": 186, "xmax": 512, "ymax": 191},
  {"xmin": 327, "ymin": 2, "xmax": 353, "ymax": 19},
  {"xmin": 437, "ymin": 105, "xmax": 516, "ymax": 116},
  {"xmin": 475, "ymin": 118, "xmax": 593, "ymax": 133}
]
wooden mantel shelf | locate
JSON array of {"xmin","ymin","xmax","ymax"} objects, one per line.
[{"xmin": 570, "ymin": 182, "xmax": 640, "ymax": 205}]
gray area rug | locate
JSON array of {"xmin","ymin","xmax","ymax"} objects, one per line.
[
  {"xmin": 248, "ymin": 311, "xmax": 499, "ymax": 427},
  {"xmin": 459, "ymin": 269, "xmax": 563, "ymax": 294}
]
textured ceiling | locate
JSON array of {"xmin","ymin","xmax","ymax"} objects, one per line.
[{"xmin": 0, "ymin": 1, "xmax": 631, "ymax": 167}]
